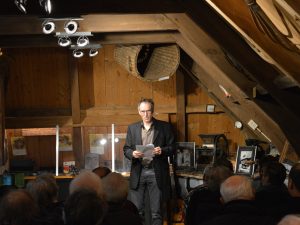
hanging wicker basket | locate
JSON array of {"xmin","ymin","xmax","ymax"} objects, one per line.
[{"xmin": 114, "ymin": 44, "xmax": 180, "ymax": 82}]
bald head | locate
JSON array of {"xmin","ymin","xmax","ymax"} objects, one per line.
[
  {"xmin": 278, "ymin": 215, "xmax": 300, "ymax": 225},
  {"xmin": 69, "ymin": 171, "xmax": 104, "ymax": 197},
  {"xmin": 220, "ymin": 175, "xmax": 255, "ymax": 203}
]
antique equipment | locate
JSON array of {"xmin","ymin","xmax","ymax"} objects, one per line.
[{"xmin": 195, "ymin": 134, "xmax": 229, "ymax": 171}]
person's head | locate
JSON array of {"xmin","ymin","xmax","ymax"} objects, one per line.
[
  {"xmin": 220, "ymin": 175, "xmax": 255, "ymax": 203},
  {"xmin": 258, "ymin": 154, "xmax": 279, "ymax": 176},
  {"xmin": 277, "ymin": 215, "xmax": 300, "ymax": 225},
  {"xmin": 64, "ymin": 189, "xmax": 107, "ymax": 225},
  {"xmin": 203, "ymin": 165, "xmax": 233, "ymax": 192},
  {"xmin": 102, "ymin": 172, "xmax": 129, "ymax": 203},
  {"xmin": 69, "ymin": 171, "xmax": 104, "ymax": 198},
  {"xmin": 288, "ymin": 163, "xmax": 300, "ymax": 197},
  {"xmin": 0, "ymin": 189, "xmax": 38, "ymax": 225},
  {"xmin": 261, "ymin": 161, "xmax": 286, "ymax": 186},
  {"xmin": 26, "ymin": 173, "xmax": 59, "ymax": 207},
  {"xmin": 92, "ymin": 166, "xmax": 111, "ymax": 178},
  {"xmin": 138, "ymin": 98, "xmax": 154, "ymax": 124}
]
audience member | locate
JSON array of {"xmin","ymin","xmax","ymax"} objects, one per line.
[
  {"xmin": 277, "ymin": 215, "xmax": 300, "ymax": 225},
  {"xmin": 255, "ymin": 161, "xmax": 291, "ymax": 222},
  {"xmin": 64, "ymin": 189, "xmax": 107, "ymax": 225},
  {"xmin": 201, "ymin": 175, "xmax": 276, "ymax": 225},
  {"xmin": 184, "ymin": 165, "xmax": 233, "ymax": 225},
  {"xmin": 0, "ymin": 189, "xmax": 39, "ymax": 225},
  {"xmin": 101, "ymin": 172, "xmax": 142, "ymax": 225},
  {"xmin": 286, "ymin": 163, "xmax": 300, "ymax": 214},
  {"xmin": 26, "ymin": 173, "xmax": 64, "ymax": 225},
  {"xmin": 69, "ymin": 170, "xmax": 104, "ymax": 198}
]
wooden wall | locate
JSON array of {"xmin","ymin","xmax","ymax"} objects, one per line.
[{"xmin": 4, "ymin": 45, "xmax": 246, "ymax": 170}]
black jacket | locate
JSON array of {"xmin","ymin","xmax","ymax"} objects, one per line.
[{"xmin": 123, "ymin": 118, "xmax": 175, "ymax": 201}]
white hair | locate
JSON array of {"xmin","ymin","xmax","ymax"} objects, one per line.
[{"xmin": 220, "ymin": 175, "xmax": 254, "ymax": 203}]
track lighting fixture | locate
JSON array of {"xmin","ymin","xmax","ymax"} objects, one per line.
[
  {"xmin": 77, "ymin": 36, "xmax": 89, "ymax": 47},
  {"xmin": 42, "ymin": 21, "xmax": 55, "ymax": 34},
  {"xmin": 73, "ymin": 49, "xmax": 84, "ymax": 58},
  {"xmin": 15, "ymin": 0, "xmax": 27, "ymax": 14},
  {"xmin": 58, "ymin": 37, "xmax": 71, "ymax": 47},
  {"xmin": 89, "ymin": 49, "xmax": 99, "ymax": 57},
  {"xmin": 64, "ymin": 20, "xmax": 78, "ymax": 34},
  {"xmin": 39, "ymin": 0, "xmax": 52, "ymax": 14}
]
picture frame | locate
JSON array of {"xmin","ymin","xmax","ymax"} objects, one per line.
[
  {"xmin": 175, "ymin": 142, "xmax": 195, "ymax": 170},
  {"xmin": 235, "ymin": 146, "xmax": 257, "ymax": 176}
]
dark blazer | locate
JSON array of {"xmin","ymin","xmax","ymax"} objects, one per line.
[{"xmin": 123, "ymin": 118, "xmax": 175, "ymax": 201}]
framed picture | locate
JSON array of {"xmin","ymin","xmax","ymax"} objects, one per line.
[
  {"xmin": 235, "ymin": 146, "xmax": 257, "ymax": 176},
  {"xmin": 175, "ymin": 142, "xmax": 195, "ymax": 170}
]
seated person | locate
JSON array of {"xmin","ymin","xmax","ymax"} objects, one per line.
[
  {"xmin": 277, "ymin": 215, "xmax": 300, "ymax": 225},
  {"xmin": 101, "ymin": 172, "xmax": 142, "ymax": 225},
  {"xmin": 92, "ymin": 166, "xmax": 111, "ymax": 178},
  {"xmin": 184, "ymin": 165, "xmax": 233, "ymax": 225},
  {"xmin": 201, "ymin": 175, "xmax": 276, "ymax": 225},
  {"xmin": 255, "ymin": 161, "xmax": 291, "ymax": 222},
  {"xmin": 0, "ymin": 189, "xmax": 39, "ymax": 225},
  {"xmin": 286, "ymin": 163, "xmax": 300, "ymax": 214},
  {"xmin": 64, "ymin": 189, "xmax": 107, "ymax": 225},
  {"xmin": 26, "ymin": 173, "xmax": 64, "ymax": 225}
]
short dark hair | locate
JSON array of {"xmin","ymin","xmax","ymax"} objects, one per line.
[
  {"xmin": 289, "ymin": 163, "xmax": 300, "ymax": 191},
  {"xmin": 262, "ymin": 162, "xmax": 286, "ymax": 185},
  {"xmin": 138, "ymin": 98, "xmax": 154, "ymax": 112}
]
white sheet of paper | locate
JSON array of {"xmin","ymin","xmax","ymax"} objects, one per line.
[{"xmin": 136, "ymin": 144, "xmax": 154, "ymax": 158}]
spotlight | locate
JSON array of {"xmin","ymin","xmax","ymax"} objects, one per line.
[
  {"xmin": 58, "ymin": 37, "xmax": 71, "ymax": 47},
  {"xmin": 73, "ymin": 49, "xmax": 84, "ymax": 58},
  {"xmin": 42, "ymin": 21, "xmax": 55, "ymax": 34},
  {"xmin": 89, "ymin": 49, "xmax": 98, "ymax": 57},
  {"xmin": 64, "ymin": 20, "xmax": 78, "ymax": 34},
  {"xmin": 15, "ymin": 0, "xmax": 27, "ymax": 14},
  {"xmin": 39, "ymin": 0, "xmax": 52, "ymax": 14},
  {"xmin": 77, "ymin": 36, "xmax": 89, "ymax": 47}
]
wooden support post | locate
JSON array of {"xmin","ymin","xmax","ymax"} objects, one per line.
[
  {"xmin": 72, "ymin": 127, "xmax": 84, "ymax": 169},
  {"xmin": 176, "ymin": 70, "xmax": 186, "ymax": 142},
  {"xmin": 69, "ymin": 56, "xmax": 81, "ymax": 125},
  {"xmin": 279, "ymin": 140, "xmax": 289, "ymax": 163}
]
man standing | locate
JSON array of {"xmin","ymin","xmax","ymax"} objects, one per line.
[{"xmin": 124, "ymin": 98, "xmax": 175, "ymax": 225}]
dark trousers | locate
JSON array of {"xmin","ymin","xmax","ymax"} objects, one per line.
[{"xmin": 129, "ymin": 168, "xmax": 162, "ymax": 225}]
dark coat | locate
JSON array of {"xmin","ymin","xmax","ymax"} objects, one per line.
[
  {"xmin": 255, "ymin": 184, "xmax": 292, "ymax": 222},
  {"xmin": 200, "ymin": 200, "xmax": 276, "ymax": 225},
  {"xmin": 123, "ymin": 118, "xmax": 175, "ymax": 201}
]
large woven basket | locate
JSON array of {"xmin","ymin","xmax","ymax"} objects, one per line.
[{"xmin": 114, "ymin": 44, "xmax": 180, "ymax": 82}]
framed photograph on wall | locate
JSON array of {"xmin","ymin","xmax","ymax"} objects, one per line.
[
  {"xmin": 235, "ymin": 146, "xmax": 257, "ymax": 176},
  {"xmin": 175, "ymin": 142, "xmax": 195, "ymax": 170}
]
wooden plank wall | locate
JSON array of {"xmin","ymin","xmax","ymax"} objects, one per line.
[{"xmin": 4, "ymin": 45, "xmax": 245, "ymax": 170}]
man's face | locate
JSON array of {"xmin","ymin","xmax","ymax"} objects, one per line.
[{"xmin": 138, "ymin": 102, "xmax": 153, "ymax": 124}]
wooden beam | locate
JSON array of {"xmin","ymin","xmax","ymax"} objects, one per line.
[
  {"xmin": 0, "ymin": 14, "xmax": 178, "ymax": 35},
  {"xmin": 176, "ymin": 70, "xmax": 186, "ymax": 142},
  {"xmin": 72, "ymin": 127, "xmax": 84, "ymax": 169},
  {"xmin": 69, "ymin": 56, "xmax": 81, "ymax": 125}
]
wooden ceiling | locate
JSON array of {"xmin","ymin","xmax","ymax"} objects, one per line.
[{"xmin": 0, "ymin": 0, "xmax": 300, "ymax": 156}]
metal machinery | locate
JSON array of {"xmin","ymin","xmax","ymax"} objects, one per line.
[{"xmin": 195, "ymin": 133, "xmax": 229, "ymax": 171}]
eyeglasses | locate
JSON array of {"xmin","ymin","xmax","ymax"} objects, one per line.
[{"xmin": 139, "ymin": 110, "xmax": 152, "ymax": 114}]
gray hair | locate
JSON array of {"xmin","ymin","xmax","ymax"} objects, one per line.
[
  {"xmin": 69, "ymin": 171, "xmax": 104, "ymax": 198},
  {"xmin": 220, "ymin": 175, "xmax": 254, "ymax": 203},
  {"xmin": 102, "ymin": 172, "xmax": 129, "ymax": 203},
  {"xmin": 137, "ymin": 98, "xmax": 154, "ymax": 112}
]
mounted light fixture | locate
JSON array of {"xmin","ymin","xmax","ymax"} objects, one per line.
[
  {"xmin": 64, "ymin": 20, "xmax": 78, "ymax": 34},
  {"xmin": 15, "ymin": 0, "xmax": 27, "ymax": 13},
  {"xmin": 58, "ymin": 37, "xmax": 71, "ymax": 47},
  {"xmin": 39, "ymin": 0, "xmax": 52, "ymax": 14},
  {"xmin": 77, "ymin": 36, "xmax": 89, "ymax": 47},
  {"xmin": 73, "ymin": 49, "xmax": 84, "ymax": 58},
  {"xmin": 89, "ymin": 48, "xmax": 99, "ymax": 57},
  {"xmin": 42, "ymin": 20, "xmax": 55, "ymax": 34}
]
